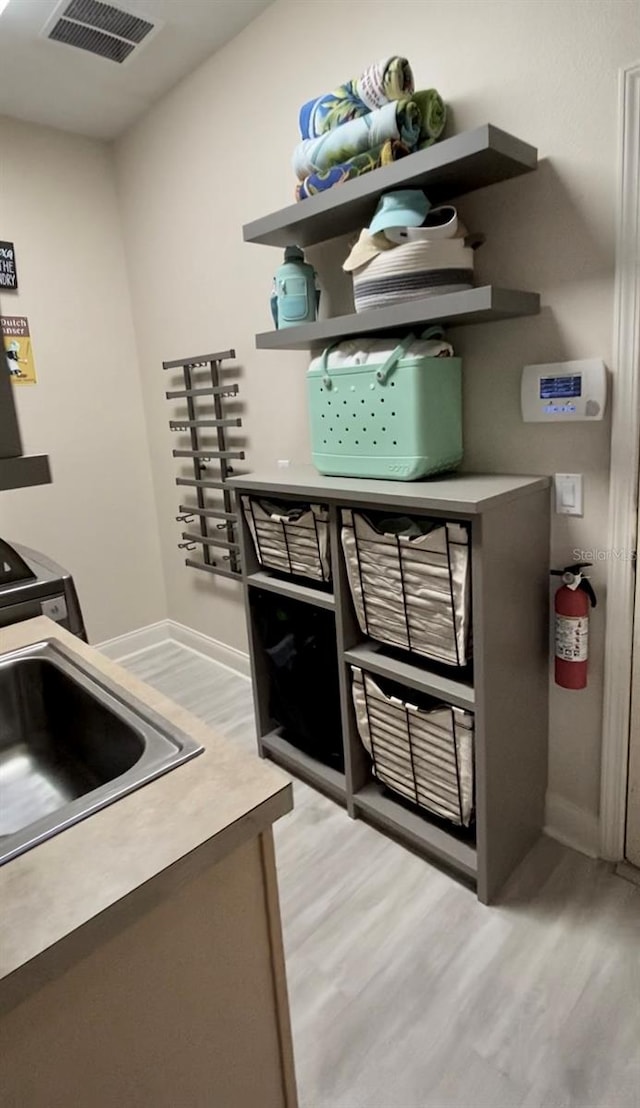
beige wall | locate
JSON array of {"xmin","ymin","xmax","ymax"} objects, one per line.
[
  {"xmin": 114, "ymin": 0, "xmax": 639, "ymax": 820},
  {"xmin": 0, "ymin": 116, "xmax": 165, "ymax": 642}
]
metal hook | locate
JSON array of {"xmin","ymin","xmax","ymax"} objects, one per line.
[
  {"xmin": 178, "ymin": 541, "xmax": 197, "ymax": 551},
  {"xmin": 176, "ymin": 514, "xmax": 194, "ymax": 524}
]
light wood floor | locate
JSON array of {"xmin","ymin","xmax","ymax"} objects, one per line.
[{"xmin": 124, "ymin": 642, "xmax": 640, "ymax": 1108}]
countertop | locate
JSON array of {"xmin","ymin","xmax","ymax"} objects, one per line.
[{"xmin": 0, "ymin": 618, "xmax": 292, "ymax": 995}]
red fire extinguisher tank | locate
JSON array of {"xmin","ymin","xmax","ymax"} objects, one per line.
[{"xmin": 551, "ymin": 563, "xmax": 597, "ymax": 690}]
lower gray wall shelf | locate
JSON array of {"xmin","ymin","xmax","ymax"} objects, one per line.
[
  {"xmin": 255, "ymin": 286, "xmax": 540, "ymax": 351},
  {"xmin": 230, "ymin": 465, "xmax": 550, "ymax": 904}
]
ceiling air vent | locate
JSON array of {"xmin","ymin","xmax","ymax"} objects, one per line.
[{"xmin": 45, "ymin": 0, "xmax": 156, "ymax": 64}]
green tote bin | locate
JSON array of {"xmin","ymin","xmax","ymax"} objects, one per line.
[{"xmin": 307, "ymin": 329, "xmax": 462, "ymax": 481}]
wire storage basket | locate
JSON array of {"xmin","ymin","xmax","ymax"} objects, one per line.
[
  {"xmin": 242, "ymin": 496, "xmax": 331, "ymax": 582},
  {"xmin": 341, "ymin": 510, "xmax": 471, "ymax": 666},
  {"xmin": 351, "ymin": 667, "xmax": 474, "ymax": 827}
]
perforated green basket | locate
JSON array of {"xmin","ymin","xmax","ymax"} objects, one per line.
[{"xmin": 307, "ymin": 330, "xmax": 462, "ymax": 481}]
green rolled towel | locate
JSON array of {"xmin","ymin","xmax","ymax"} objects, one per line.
[
  {"xmin": 412, "ymin": 89, "xmax": 447, "ymax": 145},
  {"xmin": 293, "ymin": 99, "xmax": 422, "ymax": 180}
]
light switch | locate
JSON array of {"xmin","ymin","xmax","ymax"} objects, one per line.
[{"xmin": 555, "ymin": 473, "xmax": 583, "ymax": 517}]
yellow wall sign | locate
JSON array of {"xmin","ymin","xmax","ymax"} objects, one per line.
[{"xmin": 1, "ymin": 316, "xmax": 37, "ymax": 386}]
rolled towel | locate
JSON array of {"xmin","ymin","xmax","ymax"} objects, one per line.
[
  {"xmin": 411, "ymin": 89, "xmax": 447, "ymax": 144},
  {"xmin": 359, "ymin": 56, "xmax": 415, "ymax": 108},
  {"xmin": 299, "ymin": 56, "xmax": 414, "ymax": 139},
  {"xmin": 295, "ymin": 139, "xmax": 410, "ymax": 201},
  {"xmin": 293, "ymin": 99, "xmax": 421, "ymax": 181}
]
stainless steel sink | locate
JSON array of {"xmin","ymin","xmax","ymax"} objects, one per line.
[{"xmin": 0, "ymin": 640, "xmax": 203, "ymax": 864}]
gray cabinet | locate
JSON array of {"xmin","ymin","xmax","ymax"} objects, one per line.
[{"xmin": 230, "ymin": 466, "xmax": 550, "ymax": 904}]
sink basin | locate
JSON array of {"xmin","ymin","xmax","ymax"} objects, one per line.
[{"xmin": 0, "ymin": 640, "xmax": 203, "ymax": 864}]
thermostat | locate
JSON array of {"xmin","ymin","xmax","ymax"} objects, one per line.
[{"xmin": 521, "ymin": 358, "xmax": 607, "ymax": 422}]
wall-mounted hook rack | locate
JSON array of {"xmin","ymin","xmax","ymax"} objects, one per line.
[
  {"xmin": 180, "ymin": 531, "xmax": 240, "ymax": 551},
  {"xmin": 164, "ymin": 348, "xmax": 243, "ymax": 580},
  {"xmin": 165, "ymin": 384, "xmax": 239, "ymax": 400},
  {"xmin": 172, "ymin": 449, "xmax": 245, "ymax": 461},
  {"xmin": 176, "ymin": 477, "xmax": 228, "ymax": 491},
  {"xmin": 177, "ymin": 504, "xmax": 237, "ymax": 521},
  {"xmin": 184, "ymin": 559, "xmax": 241, "ymax": 581},
  {"xmin": 169, "ymin": 418, "xmax": 242, "ymax": 431}
]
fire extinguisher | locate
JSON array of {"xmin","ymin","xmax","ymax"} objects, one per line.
[{"xmin": 551, "ymin": 562, "xmax": 597, "ymax": 689}]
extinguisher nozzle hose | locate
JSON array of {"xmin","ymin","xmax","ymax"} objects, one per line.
[{"xmin": 551, "ymin": 564, "xmax": 597, "ymax": 608}]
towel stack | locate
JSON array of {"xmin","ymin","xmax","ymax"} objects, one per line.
[{"xmin": 293, "ymin": 57, "xmax": 446, "ymax": 201}]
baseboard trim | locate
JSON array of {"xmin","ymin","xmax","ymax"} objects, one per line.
[
  {"xmin": 97, "ymin": 619, "xmax": 250, "ymax": 678},
  {"xmin": 97, "ymin": 621, "xmax": 171, "ymax": 662},
  {"xmin": 544, "ymin": 792, "xmax": 600, "ymax": 859},
  {"xmin": 167, "ymin": 620, "xmax": 250, "ymax": 678},
  {"xmin": 616, "ymin": 861, "xmax": 640, "ymax": 887}
]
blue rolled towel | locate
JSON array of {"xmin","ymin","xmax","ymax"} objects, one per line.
[{"xmin": 299, "ymin": 56, "xmax": 414, "ymax": 139}]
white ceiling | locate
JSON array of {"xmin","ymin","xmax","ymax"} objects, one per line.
[{"xmin": 0, "ymin": 0, "xmax": 273, "ymax": 140}]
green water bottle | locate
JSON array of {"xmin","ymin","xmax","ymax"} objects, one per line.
[{"xmin": 271, "ymin": 246, "xmax": 320, "ymax": 329}]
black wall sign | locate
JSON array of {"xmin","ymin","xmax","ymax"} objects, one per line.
[{"xmin": 0, "ymin": 242, "xmax": 18, "ymax": 291}]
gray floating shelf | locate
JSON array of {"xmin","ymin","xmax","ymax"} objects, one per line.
[
  {"xmin": 247, "ymin": 569, "xmax": 335, "ymax": 610},
  {"xmin": 0, "ymin": 455, "xmax": 51, "ymax": 492},
  {"xmin": 255, "ymin": 286, "xmax": 540, "ymax": 350},
  {"xmin": 344, "ymin": 642, "xmax": 475, "ymax": 711},
  {"xmin": 260, "ymin": 729, "xmax": 346, "ymax": 804},
  {"xmin": 243, "ymin": 125, "xmax": 537, "ymax": 248}
]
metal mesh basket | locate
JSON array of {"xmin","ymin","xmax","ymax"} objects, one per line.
[
  {"xmin": 342, "ymin": 509, "xmax": 471, "ymax": 666},
  {"xmin": 242, "ymin": 496, "xmax": 331, "ymax": 582},
  {"xmin": 351, "ymin": 667, "xmax": 474, "ymax": 827}
]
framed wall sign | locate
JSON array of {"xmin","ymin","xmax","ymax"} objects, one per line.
[
  {"xmin": 1, "ymin": 316, "xmax": 37, "ymax": 385},
  {"xmin": 0, "ymin": 242, "xmax": 18, "ymax": 291}
]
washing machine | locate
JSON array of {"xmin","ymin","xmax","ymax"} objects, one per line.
[{"xmin": 0, "ymin": 539, "xmax": 86, "ymax": 639}]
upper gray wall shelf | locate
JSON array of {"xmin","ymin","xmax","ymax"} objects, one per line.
[
  {"xmin": 243, "ymin": 125, "xmax": 537, "ymax": 248},
  {"xmin": 255, "ymin": 286, "xmax": 540, "ymax": 351}
]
